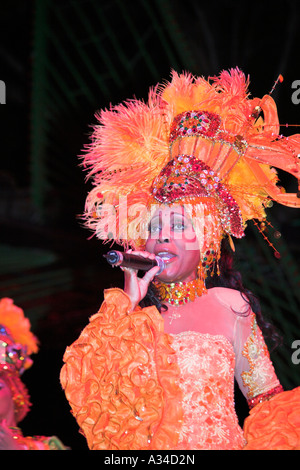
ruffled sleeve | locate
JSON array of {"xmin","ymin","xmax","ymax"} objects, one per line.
[
  {"xmin": 243, "ymin": 387, "xmax": 300, "ymax": 450},
  {"xmin": 60, "ymin": 288, "xmax": 183, "ymax": 450}
]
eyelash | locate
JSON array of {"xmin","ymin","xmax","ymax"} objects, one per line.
[{"xmin": 148, "ymin": 222, "xmax": 186, "ymax": 233}]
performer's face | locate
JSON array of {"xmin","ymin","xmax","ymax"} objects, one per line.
[
  {"xmin": 146, "ymin": 205, "xmax": 200, "ymax": 283},
  {"xmin": 0, "ymin": 377, "xmax": 14, "ymax": 423}
]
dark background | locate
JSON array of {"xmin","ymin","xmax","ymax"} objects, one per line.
[{"xmin": 0, "ymin": 0, "xmax": 300, "ymax": 449}]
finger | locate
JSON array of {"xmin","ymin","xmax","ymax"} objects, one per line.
[
  {"xmin": 128, "ymin": 250, "xmax": 155, "ymax": 259},
  {"xmin": 141, "ymin": 265, "xmax": 160, "ymax": 284},
  {"xmin": 121, "ymin": 266, "xmax": 139, "ymax": 275}
]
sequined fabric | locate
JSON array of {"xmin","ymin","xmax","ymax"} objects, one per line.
[
  {"xmin": 171, "ymin": 332, "xmax": 245, "ymax": 450},
  {"xmin": 151, "ymin": 155, "xmax": 244, "ymax": 238},
  {"xmin": 241, "ymin": 313, "xmax": 281, "ymax": 402}
]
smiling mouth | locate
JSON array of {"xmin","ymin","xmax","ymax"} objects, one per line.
[{"xmin": 156, "ymin": 252, "xmax": 177, "ymax": 263}]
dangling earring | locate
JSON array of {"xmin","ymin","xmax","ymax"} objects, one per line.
[
  {"xmin": 201, "ymin": 248, "xmax": 219, "ymax": 279},
  {"xmin": 197, "ymin": 262, "xmax": 205, "ymax": 282}
]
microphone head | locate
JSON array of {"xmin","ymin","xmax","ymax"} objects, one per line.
[
  {"xmin": 103, "ymin": 250, "xmax": 121, "ymax": 265},
  {"xmin": 155, "ymin": 255, "xmax": 165, "ymax": 275}
]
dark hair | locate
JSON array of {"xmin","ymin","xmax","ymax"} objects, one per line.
[{"xmin": 140, "ymin": 239, "xmax": 281, "ymax": 350}]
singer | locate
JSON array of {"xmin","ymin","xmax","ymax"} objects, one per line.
[{"xmin": 61, "ymin": 69, "xmax": 300, "ymax": 450}]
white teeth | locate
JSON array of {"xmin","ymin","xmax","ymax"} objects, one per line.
[{"xmin": 157, "ymin": 252, "xmax": 175, "ymax": 260}]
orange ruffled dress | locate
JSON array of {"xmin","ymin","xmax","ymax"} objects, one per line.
[{"xmin": 60, "ymin": 288, "xmax": 300, "ymax": 450}]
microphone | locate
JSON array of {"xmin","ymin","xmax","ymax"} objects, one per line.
[{"xmin": 103, "ymin": 250, "xmax": 165, "ymax": 275}]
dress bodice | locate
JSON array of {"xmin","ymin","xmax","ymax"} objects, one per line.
[{"xmin": 171, "ymin": 331, "xmax": 245, "ymax": 450}]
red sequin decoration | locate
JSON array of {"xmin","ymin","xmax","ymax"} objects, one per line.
[
  {"xmin": 247, "ymin": 385, "xmax": 284, "ymax": 409},
  {"xmin": 151, "ymin": 155, "xmax": 244, "ymax": 238},
  {"xmin": 169, "ymin": 110, "xmax": 247, "ymax": 155},
  {"xmin": 169, "ymin": 110, "xmax": 221, "ymax": 143}
]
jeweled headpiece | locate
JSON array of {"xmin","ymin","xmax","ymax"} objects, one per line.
[
  {"xmin": 0, "ymin": 298, "xmax": 39, "ymax": 422},
  {"xmin": 82, "ymin": 68, "xmax": 300, "ymax": 265},
  {"xmin": 151, "ymin": 155, "xmax": 244, "ymax": 239}
]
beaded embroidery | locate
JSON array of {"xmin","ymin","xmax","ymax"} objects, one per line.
[
  {"xmin": 153, "ymin": 277, "xmax": 206, "ymax": 306},
  {"xmin": 169, "ymin": 110, "xmax": 247, "ymax": 155},
  {"xmin": 247, "ymin": 384, "xmax": 284, "ymax": 409},
  {"xmin": 170, "ymin": 110, "xmax": 221, "ymax": 142},
  {"xmin": 241, "ymin": 313, "xmax": 281, "ymax": 403},
  {"xmin": 171, "ymin": 332, "xmax": 245, "ymax": 450},
  {"xmin": 151, "ymin": 155, "xmax": 244, "ymax": 239}
]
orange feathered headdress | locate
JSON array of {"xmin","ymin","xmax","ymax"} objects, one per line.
[
  {"xmin": 0, "ymin": 297, "xmax": 39, "ymax": 371},
  {"xmin": 81, "ymin": 68, "xmax": 300, "ymax": 251},
  {"xmin": 0, "ymin": 298, "xmax": 39, "ymax": 422}
]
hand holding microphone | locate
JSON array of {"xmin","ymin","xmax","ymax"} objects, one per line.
[
  {"xmin": 103, "ymin": 250, "xmax": 165, "ymax": 274},
  {"xmin": 103, "ymin": 250, "xmax": 165, "ymax": 311}
]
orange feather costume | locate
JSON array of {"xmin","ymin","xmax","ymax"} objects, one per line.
[{"xmin": 61, "ymin": 69, "xmax": 300, "ymax": 450}]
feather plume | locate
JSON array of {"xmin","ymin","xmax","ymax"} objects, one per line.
[
  {"xmin": 0, "ymin": 298, "xmax": 39, "ymax": 355},
  {"xmin": 81, "ymin": 68, "xmax": 300, "ymax": 247},
  {"xmin": 82, "ymin": 89, "xmax": 170, "ymax": 247}
]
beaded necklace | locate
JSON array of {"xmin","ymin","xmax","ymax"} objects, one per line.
[{"xmin": 153, "ymin": 278, "xmax": 206, "ymax": 306}]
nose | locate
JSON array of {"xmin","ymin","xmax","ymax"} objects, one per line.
[
  {"xmin": 158, "ymin": 236, "xmax": 170, "ymax": 243},
  {"xmin": 158, "ymin": 224, "xmax": 171, "ymax": 243}
]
